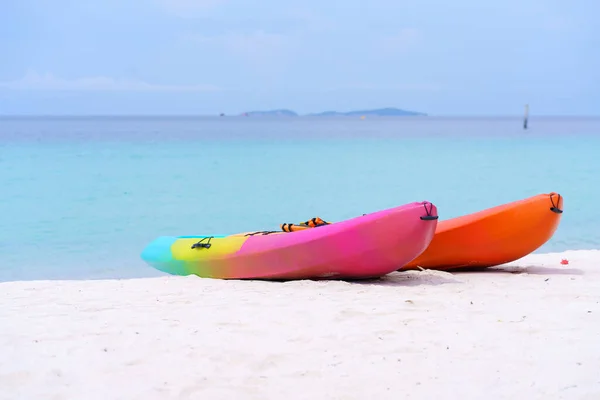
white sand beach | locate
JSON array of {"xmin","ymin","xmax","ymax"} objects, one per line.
[{"xmin": 1, "ymin": 250, "xmax": 600, "ymax": 400}]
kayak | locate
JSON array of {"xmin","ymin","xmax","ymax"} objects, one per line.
[
  {"xmin": 400, "ymin": 192, "xmax": 564, "ymax": 271},
  {"xmin": 141, "ymin": 201, "xmax": 439, "ymax": 280}
]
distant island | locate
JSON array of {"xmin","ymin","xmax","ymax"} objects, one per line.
[
  {"xmin": 308, "ymin": 107, "xmax": 426, "ymax": 117},
  {"xmin": 241, "ymin": 109, "xmax": 298, "ymax": 117},
  {"xmin": 239, "ymin": 107, "xmax": 426, "ymax": 117}
]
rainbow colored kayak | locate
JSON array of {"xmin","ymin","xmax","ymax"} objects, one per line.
[{"xmin": 140, "ymin": 201, "xmax": 439, "ymax": 280}]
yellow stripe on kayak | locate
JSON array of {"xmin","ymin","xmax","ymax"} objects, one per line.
[{"xmin": 171, "ymin": 236, "xmax": 248, "ymax": 261}]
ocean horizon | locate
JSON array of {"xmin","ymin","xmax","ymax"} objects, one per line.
[
  {"xmin": 2, "ymin": 114, "xmax": 599, "ymax": 118},
  {"xmin": 1, "ymin": 115, "xmax": 599, "ymax": 282}
]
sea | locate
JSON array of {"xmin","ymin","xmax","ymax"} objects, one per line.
[{"xmin": 1, "ymin": 115, "xmax": 599, "ymax": 282}]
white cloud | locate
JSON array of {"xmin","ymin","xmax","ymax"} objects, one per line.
[{"xmin": 0, "ymin": 70, "xmax": 221, "ymax": 92}]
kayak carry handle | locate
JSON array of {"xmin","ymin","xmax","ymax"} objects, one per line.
[
  {"xmin": 549, "ymin": 193, "xmax": 563, "ymax": 214},
  {"xmin": 420, "ymin": 201, "xmax": 439, "ymax": 221},
  {"xmin": 191, "ymin": 236, "xmax": 213, "ymax": 249}
]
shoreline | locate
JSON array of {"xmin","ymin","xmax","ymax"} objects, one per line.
[{"xmin": 2, "ymin": 249, "xmax": 599, "ymax": 399}]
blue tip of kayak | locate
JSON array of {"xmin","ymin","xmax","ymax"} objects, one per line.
[
  {"xmin": 140, "ymin": 236, "xmax": 188, "ymax": 275},
  {"xmin": 140, "ymin": 234, "xmax": 228, "ymax": 276},
  {"xmin": 141, "ymin": 236, "xmax": 177, "ymax": 263}
]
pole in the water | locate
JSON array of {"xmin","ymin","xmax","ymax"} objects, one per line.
[{"xmin": 523, "ymin": 104, "xmax": 529, "ymax": 130}]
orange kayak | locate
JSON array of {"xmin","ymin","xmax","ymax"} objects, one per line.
[{"xmin": 401, "ymin": 192, "xmax": 564, "ymax": 271}]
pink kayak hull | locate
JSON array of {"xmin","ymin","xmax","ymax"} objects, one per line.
[{"xmin": 141, "ymin": 201, "xmax": 438, "ymax": 280}]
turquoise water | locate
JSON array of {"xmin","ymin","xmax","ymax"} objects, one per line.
[{"xmin": 1, "ymin": 116, "xmax": 599, "ymax": 282}]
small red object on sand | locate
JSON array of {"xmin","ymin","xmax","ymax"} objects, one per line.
[{"xmin": 560, "ymin": 259, "xmax": 569, "ymax": 265}]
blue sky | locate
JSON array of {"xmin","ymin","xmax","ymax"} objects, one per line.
[{"xmin": 0, "ymin": 0, "xmax": 598, "ymax": 115}]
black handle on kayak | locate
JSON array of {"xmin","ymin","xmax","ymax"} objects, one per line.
[
  {"xmin": 420, "ymin": 202, "xmax": 438, "ymax": 220},
  {"xmin": 549, "ymin": 194, "xmax": 563, "ymax": 214},
  {"xmin": 191, "ymin": 236, "xmax": 213, "ymax": 249}
]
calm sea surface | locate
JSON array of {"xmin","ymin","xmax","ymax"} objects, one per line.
[{"xmin": 1, "ymin": 116, "xmax": 599, "ymax": 282}]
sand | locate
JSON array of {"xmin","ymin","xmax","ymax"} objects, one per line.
[{"xmin": 1, "ymin": 250, "xmax": 600, "ymax": 400}]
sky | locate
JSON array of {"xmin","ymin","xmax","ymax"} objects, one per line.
[{"xmin": 0, "ymin": 0, "xmax": 598, "ymax": 116}]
